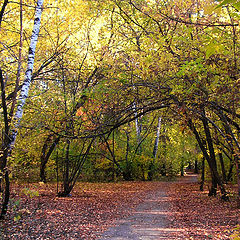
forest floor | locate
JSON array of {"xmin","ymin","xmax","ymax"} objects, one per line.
[{"xmin": 0, "ymin": 174, "xmax": 239, "ymax": 239}]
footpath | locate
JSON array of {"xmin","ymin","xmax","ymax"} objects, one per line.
[{"xmin": 98, "ymin": 174, "xmax": 198, "ymax": 240}]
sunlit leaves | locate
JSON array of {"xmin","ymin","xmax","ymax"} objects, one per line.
[{"xmin": 216, "ymin": 0, "xmax": 240, "ymax": 9}]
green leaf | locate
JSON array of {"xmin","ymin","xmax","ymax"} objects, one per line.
[
  {"xmin": 216, "ymin": 0, "xmax": 238, "ymax": 8},
  {"xmin": 14, "ymin": 215, "xmax": 21, "ymax": 221},
  {"xmin": 233, "ymin": 1, "xmax": 240, "ymax": 9},
  {"xmin": 206, "ymin": 46, "xmax": 215, "ymax": 59}
]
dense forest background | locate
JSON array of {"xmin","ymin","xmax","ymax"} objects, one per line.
[{"xmin": 0, "ymin": 0, "xmax": 239, "ymax": 219}]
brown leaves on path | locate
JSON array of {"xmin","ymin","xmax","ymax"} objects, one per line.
[
  {"xmin": 1, "ymin": 177, "xmax": 239, "ymax": 240},
  {"xmin": 0, "ymin": 181, "xmax": 163, "ymax": 239},
  {"xmin": 166, "ymin": 176, "xmax": 240, "ymax": 240}
]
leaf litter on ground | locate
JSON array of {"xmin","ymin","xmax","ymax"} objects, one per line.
[{"xmin": 0, "ymin": 178, "xmax": 239, "ymax": 240}]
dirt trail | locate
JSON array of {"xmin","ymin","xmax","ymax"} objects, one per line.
[{"xmin": 98, "ymin": 174, "xmax": 198, "ymax": 240}]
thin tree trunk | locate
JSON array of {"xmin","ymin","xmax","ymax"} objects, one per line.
[
  {"xmin": 194, "ymin": 160, "xmax": 199, "ymax": 174},
  {"xmin": 133, "ymin": 102, "xmax": 142, "ymax": 152},
  {"xmin": 63, "ymin": 140, "xmax": 71, "ymax": 196},
  {"xmin": 111, "ymin": 131, "xmax": 115, "ymax": 181},
  {"xmin": 181, "ymin": 158, "xmax": 184, "ymax": 176},
  {"xmin": 0, "ymin": 171, "xmax": 9, "ymax": 218},
  {"xmin": 214, "ymin": 129, "xmax": 227, "ymax": 184},
  {"xmin": 0, "ymin": 67, "xmax": 10, "ymax": 221},
  {"xmin": 153, "ymin": 117, "xmax": 161, "ymax": 158},
  {"xmin": 10, "ymin": 0, "xmax": 44, "ymax": 150},
  {"xmin": 40, "ymin": 134, "xmax": 52, "ymax": 182},
  {"xmin": 56, "ymin": 150, "xmax": 59, "ymax": 195},
  {"xmin": 0, "ymin": 0, "xmax": 44, "ymax": 218},
  {"xmin": 70, "ymin": 138, "xmax": 95, "ymax": 188},
  {"xmin": 0, "ymin": 68, "xmax": 9, "ymax": 171},
  {"xmin": 9, "ymin": 0, "xmax": 23, "ymax": 121},
  {"xmin": 202, "ymin": 115, "xmax": 224, "ymax": 197},
  {"xmin": 235, "ymin": 155, "xmax": 240, "ymax": 206},
  {"xmin": 102, "ymin": 134, "xmax": 122, "ymax": 173},
  {"xmin": 218, "ymin": 151, "xmax": 227, "ymax": 183},
  {"xmin": 200, "ymin": 157, "xmax": 205, "ymax": 191},
  {"xmin": 188, "ymin": 119, "xmax": 228, "ymax": 200},
  {"xmin": 40, "ymin": 135, "xmax": 60, "ymax": 183},
  {"xmin": 221, "ymin": 149, "xmax": 234, "ymax": 181},
  {"xmin": 0, "ymin": 0, "xmax": 8, "ymax": 28},
  {"xmin": 215, "ymin": 108, "xmax": 240, "ymax": 200},
  {"xmin": 123, "ymin": 130, "xmax": 132, "ymax": 180},
  {"xmin": 58, "ymin": 140, "xmax": 72, "ymax": 197},
  {"xmin": 148, "ymin": 116, "xmax": 161, "ymax": 181},
  {"xmin": 227, "ymin": 163, "xmax": 234, "ymax": 182}
]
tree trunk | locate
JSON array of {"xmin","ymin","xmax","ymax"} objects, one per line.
[
  {"xmin": 40, "ymin": 135, "xmax": 60, "ymax": 183},
  {"xmin": 200, "ymin": 157, "xmax": 205, "ymax": 191},
  {"xmin": 235, "ymin": 155, "xmax": 240, "ymax": 206},
  {"xmin": 221, "ymin": 149, "xmax": 234, "ymax": 182},
  {"xmin": 40, "ymin": 134, "xmax": 52, "ymax": 182},
  {"xmin": 202, "ymin": 115, "xmax": 227, "ymax": 198},
  {"xmin": 0, "ymin": 68, "xmax": 11, "ymax": 221},
  {"xmin": 194, "ymin": 159, "xmax": 199, "ymax": 174},
  {"xmin": 227, "ymin": 162, "xmax": 234, "ymax": 182},
  {"xmin": 148, "ymin": 116, "xmax": 161, "ymax": 181},
  {"xmin": 57, "ymin": 139, "xmax": 94, "ymax": 197},
  {"xmin": 153, "ymin": 117, "xmax": 162, "ymax": 158},
  {"xmin": 123, "ymin": 130, "xmax": 132, "ymax": 181},
  {"xmin": 102, "ymin": 134, "xmax": 123, "ymax": 177},
  {"xmin": 9, "ymin": 0, "xmax": 44, "ymax": 150},
  {"xmin": 111, "ymin": 131, "xmax": 115, "ymax": 181},
  {"xmin": 218, "ymin": 152, "xmax": 227, "ymax": 183},
  {"xmin": 0, "ymin": 0, "xmax": 44, "ymax": 218},
  {"xmin": 61, "ymin": 140, "xmax": 71, "ymax": 197},
  {"xmin": 202, "ymin": 117, "xmax": 218, "ymax": 196},
  {"xmin": 0, "ymin": 0, "xmax": 9, "ymax": 28},
  {"xmin": 188, "ymin": 119, "xmax": 228, "ymax": 200},
  {"xmin": 215, "ymin": 132, "xmax": 227, "ymax": 183},
  {"xmin": 0, "ymin": 171, "xmax": 9, "ymax": 219},
  {"xmin": 133, "ymin": 102, "xmax": 142, "ymax": 153},
  {"xmin": 181, "ymin": 158, "xmax": 184, "ymax": 176},
  {"xmin": 9, "ymin": 0, "xmax": 23, "ymax": 121},
  {"xmin": 215, "ymin": 108, "xmax": 240, "ymax": 201}
]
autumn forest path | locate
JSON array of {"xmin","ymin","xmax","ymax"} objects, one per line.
[{"xmin": 98, "ymin": 173, "xmax": 198, "ymax": 240}]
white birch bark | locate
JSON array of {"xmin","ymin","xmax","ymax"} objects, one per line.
[
  {"xmin": 153, "ymin": 116, "xmax": 162, "ymax": 158},
  {"xmin": 9, "ymin": 0, "xmax": 44, "ymax": 150},
  {"xmin": 133, "ymin": 102, "xmax": 141, "ymax": 145}
]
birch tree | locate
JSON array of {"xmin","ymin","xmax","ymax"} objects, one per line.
[
  {"xmin": 147, "ymin": 116, "xmax": 162, "ymax": 180},
  {"xmin": 153, "ymin": 117, "xmax": 162, "ymax": 159},
  {"xmin": 0, "ymin": 0, "xmax": 44, "ymax": 218}
]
